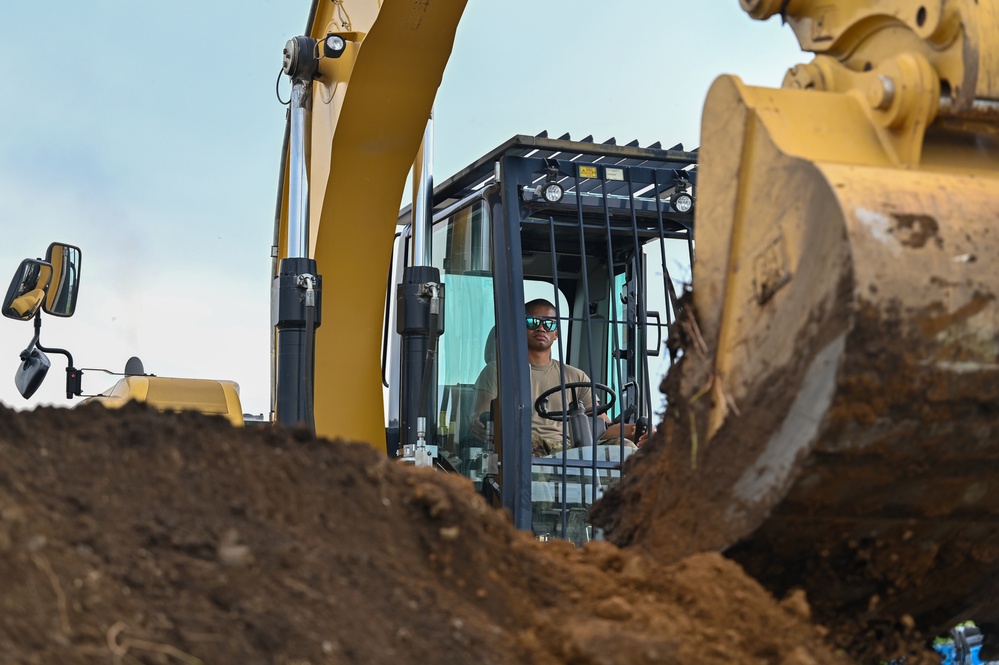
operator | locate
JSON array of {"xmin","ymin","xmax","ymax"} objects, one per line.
[{"xmin": 469, "ymin": 298, "xmax": 648, "ymax": 456}]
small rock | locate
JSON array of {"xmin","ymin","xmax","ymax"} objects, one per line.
[
  {"xmin": 1, "ymin": 504, "xmax": 26, "ymax": 522},
  {"xmin": 619, "ymin": 555, "xmax": 647, "ymax": 584},
  {"xmin": 780, "ymin": 589, "xmax": 812, "ymax": 621},
  {"xmin": 594, "ymin": 596, "xmax": 633, "ymax": 621},
  {"xmin": 364, "ymin": 463, "xmax": 386, "ymax": 484},
  {"xmin": 439, "ymin": 526, "xmax": 460, "ymax": 541},
  {"xmin": 781, "ymin": 645, "xmax": 819, "ymax": 665},
  {"xmin": 218, "ymin": 529, "xmax": 252, "ymax": 567},
  {"xmin": 219, "ymin": 544, "xmax": 252, "ymax": 567},
  {"xmin": 413, "ymin": 484, "xmax": 451, "ymax": 518},
  {"xmin": 26, "ymin": 534, "xmax": 46, "ymax": 553}
]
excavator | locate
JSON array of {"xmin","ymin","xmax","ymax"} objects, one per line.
[
  {"xmin": 267, "ymin": 0, "xmax": 999, "ymax": 649},
  {"xmin": 2, "ymin": 0, "xmax": 996, "ymax": 652}
]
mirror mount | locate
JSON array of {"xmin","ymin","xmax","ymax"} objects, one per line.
[
  {"xmin": 18, "ymin": 310, "xmax": 43, "ymax": 359},
  {"xmin": 19, "ymin": 312, "xmax": 83, "ymax": 400}
]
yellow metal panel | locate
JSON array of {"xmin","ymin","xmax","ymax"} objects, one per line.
[{"xmin": 87, "ymin": 376, "xmax": 245, "ymax": 426}]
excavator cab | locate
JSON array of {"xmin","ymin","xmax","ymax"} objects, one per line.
[{"xmin": 388, "ymin": 134, "xmax": 697, "ymax": 540}]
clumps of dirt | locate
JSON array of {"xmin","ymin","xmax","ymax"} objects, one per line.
[
  {"xmin": 593, "ymin": 295, "xmax": 997, "ymax": 663},
  {"xmin": 0, "ymin": 401, "xmax": 847, "ymax": 665}
]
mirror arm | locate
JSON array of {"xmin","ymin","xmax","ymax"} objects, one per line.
[
  {"xmin": 29, "ymin": 314, "xmax": 82, "ymax": 399},
  {"xmin": 35, "ymin": 340, "xmax": 74, "ymax": 371},
  {"xmin": 18, "ymin": 312, "xmax": 43, "ymax": 359}
]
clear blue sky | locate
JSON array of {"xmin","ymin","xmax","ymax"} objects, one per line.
[{"xmin": 0, "ymin": 1, "xmax": 801, "ymax": 414}]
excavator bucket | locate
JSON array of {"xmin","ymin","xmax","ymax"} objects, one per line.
[{"xmin": 594, "ymin": 0, "xmax": 999, "ymax": 642}]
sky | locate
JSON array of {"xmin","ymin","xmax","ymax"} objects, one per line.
[{"xmin": 0, "ymin": 1, "xmax": 801, "ymax": 416}]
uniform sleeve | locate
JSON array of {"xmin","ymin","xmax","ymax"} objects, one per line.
[
  {"xmin": 580, "ymin": 371, "xmax": 594, "ymax": 408},
  {"xmin": 474, "ymin": 361, "xmax": 499, "ymax": 397}
]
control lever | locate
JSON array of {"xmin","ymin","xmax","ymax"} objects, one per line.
[{"xmin": 634, "ymin": 416, "xmax": 649, "ymax": 440}]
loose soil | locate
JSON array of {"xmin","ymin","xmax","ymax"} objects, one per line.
[
  {"xmin": 0, "ymin": 401, "xmax": 931, "ymax": 665},
  {"xmin": 591, "ymin": 296, "xmax": 999, "ymax": 662}
]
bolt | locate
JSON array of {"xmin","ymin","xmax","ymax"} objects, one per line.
[
  {"xmin": 783, "ymin": 63, "xmax": 823, "ymax": 90},
  {"xmin": 868, "ymin": 75, "xmax": 895, "ymax": 110}
]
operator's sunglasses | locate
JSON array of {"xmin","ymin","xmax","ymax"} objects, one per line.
[{"xmin": 526, "ymin": 317, "xmax": 558, "ymax": 332}]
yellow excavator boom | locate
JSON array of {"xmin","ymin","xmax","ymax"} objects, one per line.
[{"xmin": 275, "ymin": 0, "xmax": 467, "ymax": 447}]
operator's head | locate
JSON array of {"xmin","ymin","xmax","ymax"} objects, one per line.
[{"xmin": 526, "ymin": 298, "xmax": 558, "ymax": 354}]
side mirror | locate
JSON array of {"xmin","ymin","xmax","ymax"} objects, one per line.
[
  {"xmin": 2, "ymin": 259, "xmax": 53, "ymax": 321},
  {"xmin": 43, "ymin": 242, "xmax": 82, "ymax": 317},
  {"xmin": 15, "ymin": 348, "xmax": 51, "ymax": 399}
]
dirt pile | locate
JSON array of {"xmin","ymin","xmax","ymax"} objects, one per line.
[
  {"xmin": 591, "ymin": 303, "xmax": 999, "ymax": 661},
  {"xmin": 0, "ymin": 401, "xmax": 866, "ymax": 665}
]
